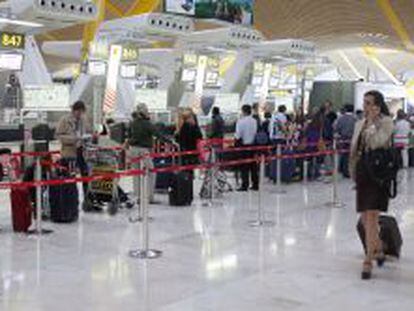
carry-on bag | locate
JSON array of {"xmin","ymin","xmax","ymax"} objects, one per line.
[
  {"xmin": 357, "ymin": 215, "xmax": 403, "ymax": 258},
  {"xmin": 49, "ymin": 162, "xmax": 79, "ymax": 223},
  {"xmin": 168, "ymin": 170, "xmax": 193, "ymax": 206},
  {"xmin": 10, "ymin": 187, "xmax": 32, "ymax": 232},
  {"xmin": 269, "ymin": 149, "xmax": 296, "ymax": 183}
]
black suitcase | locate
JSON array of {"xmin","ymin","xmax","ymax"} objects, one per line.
[
  {"xmin": 154, "ymin": 157, "xmax": 173, "ymax": 192},
  {"xmin": 168, "ymin": 171, "xmax": 193, "ymax": 206},
  {"xmin": 357, "ymin": 215, "xmax": 403, "ymax": 258},
  {"xmin": 49, "ymin": 183, "xmax": 79, "ymax": 223},
  {"xmin": 409, "ymin": 148, "xmax": 414, "ymax": 167},
  {"xmin": 49, "ymin": 164, "xmax": 79, "ymax": 223}
]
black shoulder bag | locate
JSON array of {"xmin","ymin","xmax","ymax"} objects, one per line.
[{"xmin": 362, "ymin": 146, "xmax": 399, "ymax": 199}]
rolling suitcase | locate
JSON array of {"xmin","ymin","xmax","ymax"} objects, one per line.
[
  {"xmin": 10, "ymin": 187, "xmax": 32, "ymax": 232},
  {"xmin": 49, "ymin": 164, "xmax": 79, "ymax": 223},
  {"xmin": 168, "ymin": 171, "xmax": 193, "ymax": 206},
  {"xmin": 269, "ymin": 150, "xmax": 296, "ymax": 183},
  {"xmin": 49, "ymin": 182, "xmax": 79, "ymax": 223},
  {"xmin": 154, "ymin": 157, "xmax": 173, "ymax": 192},
  {"xmin": 357, "ymin": 215, "xmax": 403, "ymax": 258}
]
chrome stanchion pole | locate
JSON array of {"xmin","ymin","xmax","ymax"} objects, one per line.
[
  {"xmin": 274, "ymin": 144, "xmax": 286, "ymax": 194},
  {"xmin": 249, "ymin": 154, "xmax": 274, "ymax": 227},
  {"xmin": 129, "ymin": 166, "xmax": 162, "ymax": 259},
  {"xmin": 129, "ymin": 157, "xmax": 153, "ymax": 223},
  {"xmin": 303, "ymin": 159, "xmax": 308, "ymax": 184},
  {"xmin": 29, "ymin": 156, "xmax": 52, "ymax": 235},
  {"xmin": 325, "ymin": 139, "xmax": 345, "ymax": 208}
]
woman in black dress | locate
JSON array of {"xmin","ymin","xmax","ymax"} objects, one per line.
[{"xmin": 350, "ymin": 90, "xmax": 394, "ymax": 280}]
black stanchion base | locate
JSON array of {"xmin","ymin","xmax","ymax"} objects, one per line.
[
  {"xmin": 128, "ymin": 216, "xmax": 154, "ymax": 223},
  {"xmin": 324, "ymin": 201, "xmax": 346, "ymax": 208},
  {"xmin": 27, "ymin": 229, "xmax": 54, "ymax": 235},
  {"xmin": 248, "ymin": 220, "xmax": 275, "ymax": 227},
  {"xmin": 129, "ymin": 249, "xmax": 162, "ymax": 259}
]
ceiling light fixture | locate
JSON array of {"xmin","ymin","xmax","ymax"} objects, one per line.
[{"xmin": 0, "ymin": 17, "xmax": 44, "ymax": 28}]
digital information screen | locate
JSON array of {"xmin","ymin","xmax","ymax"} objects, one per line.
[
  {"xmin": 135, "ymin": 89, "xmax": 168, "ymax": 111},
  {"xmin": 165, "ymin": 0, "xmax": 254, "ymax": 25},
  {"xmin": 23, "ymin": 85, "xmax": 70, "ymax": 110},
  {"xmin": 0, "ymin": 53, "xmax": 23, "ymax": 71},
  {"xmin": 88, "ymin": 60, "xmax": 107, "ymax": 76}
]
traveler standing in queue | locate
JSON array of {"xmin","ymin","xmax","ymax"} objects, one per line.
[
  {"xmin": 175, "ymin": 109, "xmax": 203, "ymax": 202},
  {"xmin": 394, "ymin": 109, "xmax": 411, "ymax": 168},
  {"xmin": 126, "ymin": 103, "xmax": 164, "ymax": 204},
  {"xmin": 269, "ymin": 105, "xmax": 288, "ymax": 145},
  {"xmin": 350, "ymin": 90, "xmax": 393, "ymax": 280},
  {"xmin": 235, "ymin": 105, "xmax": 258, "ymax": 191},
  {"xmin": 209, "ymin": 107, "xmax": 225, "ymax": 139},
  {"xmin": 334, "ymin": 104, "xmax": 356, "ymax": 178},
  {"xmin": 175, "ymin": 109, "xmax": 203, "ymax": 166},
  {"xmin": 252, "ymin": 103, "xmax": 261, "ymax": 129},
  {"xmin": 56, "ymin": 101, "xmax": 94, "ymax": 211}
]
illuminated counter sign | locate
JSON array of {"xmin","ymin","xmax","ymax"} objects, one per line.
[{"xmin": 0, "ymin": 32, "xmax": 25, "ymax": 49}]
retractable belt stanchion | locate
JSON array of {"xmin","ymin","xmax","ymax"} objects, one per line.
[
  {"xmin": 274, "ymin": 144, "xmax": 286, "ymax": 194},
  {"xmin": 203, "ymin": 145, "xmax": 223, "ymax": 207},
  {"xmin": 325, "ymin": 138, "xmax": 345, "ymax": 208},
  {"xmin": 129, "ymin": 156, "xmax": 153, "ymax": 223},
  {"xmin": 249, "ymin": 154, "xmax": 275, "ymax": 227},
  {"xmin": 28, "ymin": 156, "xmax": 53, "ymax": 235},
  {"xmin": 303, "ymin": 159, "xmax": 308, "ymax": 184},
  {"xmin": 129, "ymin": 165, "xmax": 162, "ymax": 259}
]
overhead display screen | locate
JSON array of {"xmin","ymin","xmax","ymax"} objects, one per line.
[
  {"xmin": 165, "ymin": 0, "xmax": 254, "ymax": 25},
  {"xmin": 0, "ymin": 53, "xmax": 23, "ymax": 71},
  {"xmin": 88, "ymin": 60, "xmax": 107, "ymax": 76},
  {"xmin": 165, "ymin": 0, "xmax": 195, "ymax": 15},
  {"xmin": 23, "ymin": 85, "xmax": 70, "ymax": 110},
  {"xmin": 135, "ymin": 89, "xmax": 168, "ymax": 111}
]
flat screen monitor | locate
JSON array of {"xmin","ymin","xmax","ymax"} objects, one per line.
[
  {"xmin": 88, "ymin": 60, "xmax": 107, "ymax": 76},
  {"xmin": 182, "ymin": 68, "xmax": 197, "ymax": 82},
  {"xmin": 0, "ymin": 53, "xmax": 23, "ymax": 71},
  {"xmin": 165, "ymin": 0, "xmax": 196, "ymax": 16},
  {"xmin": 251, "ymin": 75, "xmax": 263, "ymax": 86},
  {"xmin": 120, "ymin": 64, "xmax": 137, "ymax": 78},
  {"xmin": 205, "ymin": 71, "xmax": 219, "ymax": 85},
  {"xmin": 165, "ymin": 0, "xmax": 254, "ymax": 25}
]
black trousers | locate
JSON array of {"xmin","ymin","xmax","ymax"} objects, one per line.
[{"xmin": 240, "ymin": 149, "xmax": 258, "ymax": 190}]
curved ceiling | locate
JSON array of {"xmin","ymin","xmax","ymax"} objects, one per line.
[{"xmin": 13, "ymin": 0, "xmax": 414, "ymax": 81}]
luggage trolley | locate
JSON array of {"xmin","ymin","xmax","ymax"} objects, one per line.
[{"xmin": 83, "ymin": 144, "xmax": 125, "ymax": 215}]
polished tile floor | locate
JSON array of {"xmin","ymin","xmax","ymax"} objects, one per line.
[{"xmin": 1, "ymin": 171, "xmax": 414, "ymax": 311}]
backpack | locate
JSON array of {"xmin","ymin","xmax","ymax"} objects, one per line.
[{"xmin": 254, "ymin": 124, "xmax": 270, "ymax": 146}]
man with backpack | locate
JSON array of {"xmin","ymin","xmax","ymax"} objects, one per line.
[{"xmin": 269, "ymin": 105, "xmax": 288, "ymax": 145}]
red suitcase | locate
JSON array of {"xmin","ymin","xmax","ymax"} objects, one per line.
[{"xmin": 10, "ymin": 187, "xmax": 32, "ymax": 232}]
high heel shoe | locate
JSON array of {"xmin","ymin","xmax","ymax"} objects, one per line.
[{"xmin": 361, "ymin": 261, "xmax": 372, "ymax": 280}]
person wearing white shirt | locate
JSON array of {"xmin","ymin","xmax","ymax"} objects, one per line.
[
  {"xmin": 235, "ymin": 105, "xmax": 258, "ymax": 191},
  {"xmin": 269, "ymin": 105, "xmax": 288, "ymax": 144},
  {"xmin": 394, "ymin": 110, "xmax": 411, "ymax": 168}
]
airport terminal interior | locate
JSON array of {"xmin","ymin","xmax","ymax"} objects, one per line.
[{"xmin": 0, "ymin": 0, "xmax": 414, "ymax": 310}]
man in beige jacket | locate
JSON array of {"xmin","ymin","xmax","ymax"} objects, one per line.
[{"xmin": 55, "ymin": 101, "xmax": 95, "ymax": 211}]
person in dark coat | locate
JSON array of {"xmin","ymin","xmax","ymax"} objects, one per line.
[{"xmin": 176, "ymin": 109, "xmax": 203, "ymax": 166}]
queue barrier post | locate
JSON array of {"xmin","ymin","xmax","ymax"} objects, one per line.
[
  {"xmin": 203, "ymin": 145, "xmax": 223, "ymax": 207},
  {"xmin": 129, "ymin": 156, "xmax": 153, "ymax": 223},
  {"xmin": 325, "ymin": 138, "xmax": 345, "ymax": 208},
  {"xmin": 129, "ymin": 165, "xmax": 162, "ymax": 259},
  {"xmin": 273, "ymin": 144, "xmax": 286, "ymax": 194},
  {"xmin": 303, "ymin": 159, "xmax": 308, "ymax": 184},
  {"xmin": 249, "ymin": 154, "xmax": 275, "ymax": 227},
  {"xmin": 28, "ymin": 156, "xmax": 53, "ymax": 235}
]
